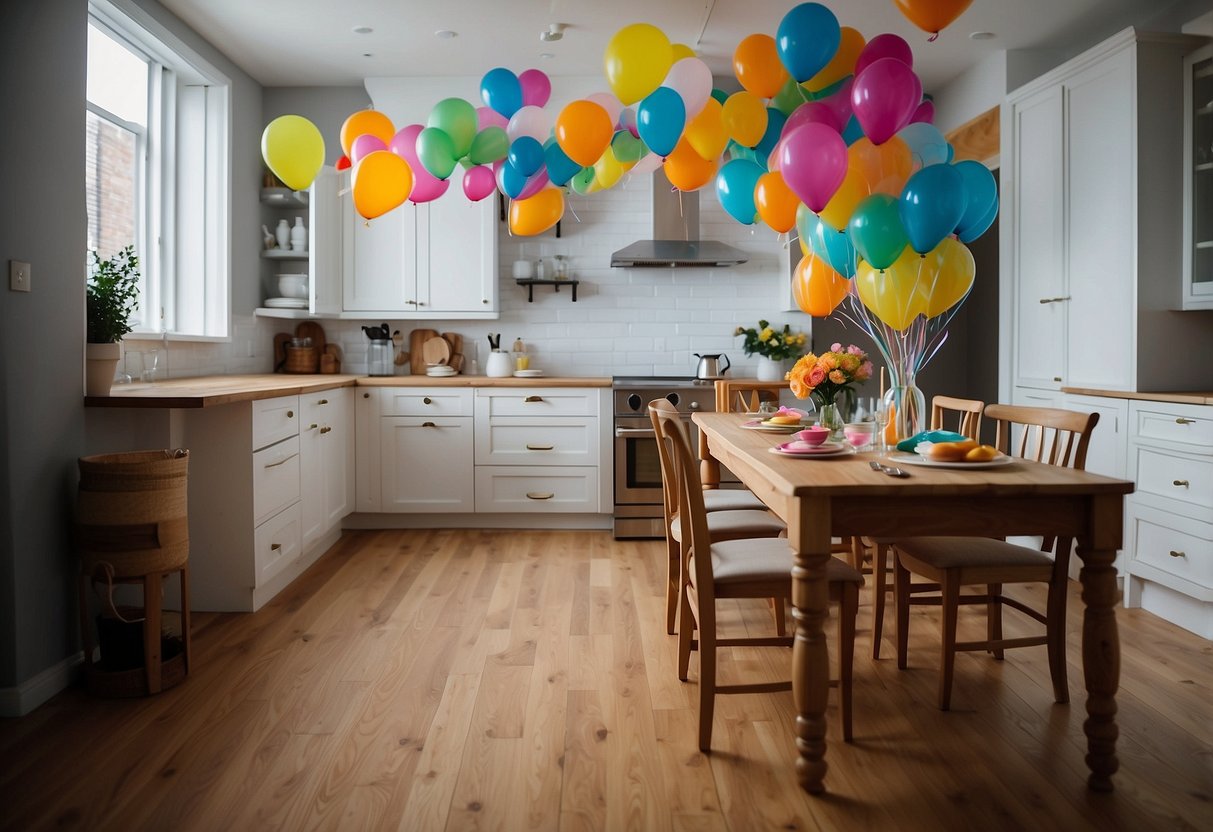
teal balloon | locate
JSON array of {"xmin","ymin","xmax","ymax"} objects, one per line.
[
  {"xmin": 848, "ymin": 193, "xmax": 908, "ymax": 269},
  {"xmin": 898, "ymin": 122, "xmax": 952, "ymax": 169},
  {"xmin": 499, "ymin": 160, "xmax": 528, "ymax": 199},
  {"xmin": 754, "ymin": 107, "xmax": 787, "ymax": 159},
  {"xmin": 899, "ymin": 163, "xmax": 966, "ymax": 253},
  {"xmin": 715, "ymin": 158, "xmax": 764, "ymax": 225},
  {"xmin": 611, "ymin": 130, "xmax": 645, "ymax": 163},
  {"xmin": 710, "ymin": 88, "xmax": 729, "ymax": 105},
  {"xmin": 469, "ymin": 126, "xmax": 508, "ymax": 165},
  {"xmin": 570, "ymin": 166, "xmax": 596, "ymax": 195},
  {"xmin": 427, "ymin": 98, "xmax": 477, "ymax": 158},
  {"xmin": 727, "ymin": 140, "xmax": 761, "ymax": 166},
  {"xmin": 544, "ymin": 139, "xmax": 581, "ymax": 187},
  {"xmin": 796, "ymin": 203, "xmax": 856, "ymax": 278},
  {"xmin": 416, "ymin": 127, "xmax": 458, "ymax": 180},
  {"xmin": 842, "ymin": 114, "xmax": 863, "ymax": 146},
  {"xmin": 480, "ymin": 68, "xmax": 522, "ymax": 119},
  {"xmin": 508, "ymin": 136, "xmax": 545, "ymax": 177},
  {"xmin": 953, "ymin": 160, "xmax": 998, "ymax": 242},
  {"xmin": 776, "ymin": 2, "xmax": 842, "ymax": 83},
  {"xmin": 637, "ymin": 86, "xmax": 686, "ymax": 158}
]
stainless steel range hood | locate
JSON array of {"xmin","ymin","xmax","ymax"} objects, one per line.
[{"xmin": 610, "ymin": 170, "xmax": 749, "ymax": 268}]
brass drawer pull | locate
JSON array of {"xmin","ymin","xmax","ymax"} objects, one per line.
[
  {"xmin": 526, "ymin": 492, "xmax": 554, "ymax": 500},
  {"xmin": 524, "ymin": 395, "xmax": 544, "ymax": 403},
  {"xmin": 319, "ymin": 426, "xmax": 332, "ymax": 434},
  {"xmin": 421, "ymin": 421, "xmax": 437, "ymax": 428},
  {"xmin": 1052, "ymin": 377, "xmax": 1062, "ymax": 382},
  {"xmin": 264, "ymin": 452, "xmax": 298, "ymax": 469},
  {"xmin": 317, "ymin": 398, "xmax": 328, "ymax": 405},
  {"xmin": 308, "ymin": 423, "xmax": 319, "ymax": 430},
  {"xmin": 1039, "ymin": 296, "xmax": 1071, "ymax": 304},
  {"xmin": 1168, "ymin": 550, "xmax": 1185, "ymax": 558},
  {"xmin": 286, "ymin": 410, "xmax": 294, "ymax": 418},
  {"xmin": 1175, "ymin": 417, "xmax": 1195, "ymax": 425},
  {"xmin": 526, "ymin": 444, "xmax": 554, "ymax": 451},
  {"xmin": 270, "ymin": 543, "xmax": 282, "ymax": 551},
  {"xmin": 1173, "ymin": 479, "xmax": 1190, "ymax": 488}
]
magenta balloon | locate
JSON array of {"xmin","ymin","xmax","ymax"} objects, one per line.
[
  {"xmin": 854, "ymin": 33, "xmax": 913, "ymax": 77},
  {"xmin": 518, "ymin": 69, "xmax": 552, "ymax": 108},
  {"xmin": 779, "ymin": 122, "xmax": 848, "ymax": 212},
  {"xmin": 388, "ymin": 124, "xmax": 423, "ymax": 164},
  {"xmin": 818, "ymin": 77, "xmax": 854, "ymax": 127},
  {"xmin": 768, "ymin": 134, "xmax": 788, "ymax": 172},
  {"xmin": 463, "ymin": 165, "xmax": 497, "ymax": 201},
  {"xmin": 911, "ymin": 99, "xmax": 935, "ymax": 125},
  {"xmin": 516, "ymin": 167, "xmax": 551, "ymax": 200},
  {"xmin": 476, "ymin": 106, "xmax": 509, "ymax": 131},
  {"xmin": 350, "ymin": 133, "xmax": 387, "ymax": 164},
  {"xmin": 852, "ymin": 58, "xmax": 922, "ymax": 145},
  {"xmin": 782, "ymin": 102, "xmax": 842, "ymax": 139},
  {"xmin": 387, "ymin": 124, "xmax": 448, "ymax": 203}
]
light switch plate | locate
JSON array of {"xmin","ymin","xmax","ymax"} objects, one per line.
[{"xmin": 9, "ymin": 260, "xmax": 31, "ymax": 292}]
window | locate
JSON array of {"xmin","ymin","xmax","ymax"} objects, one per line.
[{"xmin": 86, "ymin": 0, "xmax": 231, "ymax": 339}]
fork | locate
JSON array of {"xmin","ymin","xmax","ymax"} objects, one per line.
[{"xmin": 869, "ymin": 460, "xmax": 910, "ymax": 477}]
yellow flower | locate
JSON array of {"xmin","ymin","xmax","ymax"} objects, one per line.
[{"xmin": 758, "ymin": 327, "xmax": 773, "ymax": 342}]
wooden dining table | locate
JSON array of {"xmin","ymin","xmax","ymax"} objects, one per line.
[{"xmin": 693, "ymin": 412, "xmax": 1135, "ymax": 796}]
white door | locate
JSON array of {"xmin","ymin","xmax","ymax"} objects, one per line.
[
  {"xmin": 343, "ymin": 200, "xmax": 418, "ymax": 312},
  {"xmin": 423, "ymin": 194, "xmax": 497, "ymax": 314},
  {"xmin": 380, "ymin": 417, "xmax": 475, "ymax": 511}
]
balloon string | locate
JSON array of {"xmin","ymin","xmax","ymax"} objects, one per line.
[{"xmin": 566, "ymin": 201, "xmax": 582, "ymax": 224}]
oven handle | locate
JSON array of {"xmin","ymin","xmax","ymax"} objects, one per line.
[{"xmin": 614, "ymin": 426, "xmax": 657, "ymax": 438}]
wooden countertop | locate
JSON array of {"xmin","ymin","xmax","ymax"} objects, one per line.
[
  {"xmin": 85, "ymin": 374, "xmax": 612, "ymax": 408},
  {"xmin": 1061, "ymin": 387, "xmax": 1213, "ymax": 406}
]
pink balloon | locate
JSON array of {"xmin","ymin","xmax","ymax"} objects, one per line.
[
  {"xmin": 517, "ymin": 167, "xmax": 551, "ymax": 201},
  {"xmin": 662, "ymin": 58, "xmax": 712, "ymax": 118},
  {"xmin": 851, "ymin": 58, "xmax": 922, "ymax": 146},
  {"xmin": 585, "ymin": 92, "xmax": 623, "ymax": 128},
  {"xmin": 477, "ymin": 106, "xmax": 509, "ymax": 131},
  {"xmin": 388, "ymin": 124, "xmax": 450, "ymax": 203},
  {"xmin": 389, "ymin": 124, "xmax": 423, "ymax": 162},
  {"xmin": 854, "ymin": 33, "xmax": 913, "ymax": 77},
  {"xmin": 911, "ymin": 99, "xmax": 935, "ymax": 125},
  {"xmin": 518, "ymin": 69, "xmax": 552, "ymax": 108},
  {"xmin": 779, "ymin": 122, "xmax": 847, "ymax": 212},
  {"xmin": 782, "ymin": 102, "xmax": 842, "ymax": 140},
  {"xmin": 619, "ymin": 107, "xmax": 639, "ymax": 138},
  {"xmin": 817, "ymin": 77, "xmax": 854, "ymax": 127},
  {"xmin": 507, "ymin": 105, "xmax": 554, "ymax": 142},
  {"xmin": 350, "ymin": 133, "xmax": 387, "ymax": 164},
  {"xmin": 463, "ymin": 165, "xmax": 497, "ymax": 201}
]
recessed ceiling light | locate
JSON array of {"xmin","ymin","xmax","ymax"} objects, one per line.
[
  {"xmin": 539, "ymin": 52, "xmax": 555, "ymax": 60},
  {"xmin": 969, "ymin": 31, "xmax": 996, "ymax": 40},
  {"xmin": 352, "ymin": 26, "xmax": 373, "ymax": 35},
  {"xmin": 435, "ymin": 29, "xmax": 458, "ymax": 40}
]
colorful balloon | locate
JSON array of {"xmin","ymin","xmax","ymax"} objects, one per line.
[
  {"xmin": 585, "ymin": 92, "xmax": 624, "ymax": 129},
  {"xmin": 428, "ymin": 98, "xmax": 478, "ymax": 158},
  {"xmin": 662, "ymin": 58, "xmax": 713, "ymax": 119},
  {"xmin": 630, "ymin": 151, "xmax": 665, "ymax": 176},
  {"xmin": 754, "ymin": 170, "xmax": 799, "ymax": 233},
  {"xmin": 610, "ymin": 130, "xmax": 646, "ymax": 163},
  {"xmin": 604, "ymin": 23, "xmax": 674, "ymax": 105},
  {"xmin": 722, "ymin": 92, "xmax": 768, "ymax": 147},
  {"xmin": 852, "ymin": 57, "xmax": 922, "ymax": 145},
  {"xmin": 779, "ymin": 122, "xmax": 847, "ymax": 212},
  {"xmin": 671, "ymin": 43, "xmax": 696, "ymax": 62},
  {"xmin": 953, "ymin": 160, "xmax": 998, "ymax": 242},
  {"xmin": 352, "ymin": 150, "xmax": 413, "ymax": 220},
  {"xmin": 893, "ymin": 0, "xmax": 974, "ymax": 37},
  {"xmin": 754, "ymin": 107, "xmax": 787, "ymax": 160},
  {"xmin": 663, "ymin": 137, "xmax": 717, "ymax": 191},
  {"xmin": 684, "ymin": 97, "xmax": 728, "ymax": 161},
  {"xmin": 543, "ymin": 139, "xmax": 582, "ymax": 186},
  {"xmin": 899, "ymin": 162, "xmax": 966, "ymax": 253},
  {"xmin": 897, "ymin": 122, "xmax": 951, "ymax": 170},
  {"xmin": 916, "ymin": 237, "xmax": 975, "ymax": 317},
  {"xmin": 388, "ymin": 125, "xmax": 450, "ymax": 203},
  {"xmin": 556, "ymin": 100, "xmax": 613, "ymax": 167},
  {"xmin": 463, "ymin": 165, "xmax": 496, "ymax": 201},
  {"xmin": 849, "ymin": 193, "xmax": 909, "ymax": 269},
  {"xmin": 506, "ymin": 105, "xmax": 554, "ymax": 143},
  {"xmin": 849, "ymin": 136, "xmax": 912, "ymax": 196},
  {"xmin": 855, "ymin": 246, "xmax": 928, "ymax": 330},
  {"xmin": 262, "ymin": 115, "xmax": 325, "ymax": 191},
  {"xmin": 415, "ymin": 126, "xmax": 458, "ymax": 180},
  {"xmin": 497, "ymin": 160, "xmax": 528, "ymax": 199},
  {"xmin": 793, "ymin": 251, "xmax": 850, "ymax": 317},
  {"xmin": 854, "ymin": 34, "xmax": 913, "ymax": 77},
  {"xmin": 335, "ymin": 154, "xmax": 351, "ymax": 172},
  {"xmin": 637, "ymin": 86, "xmax": 686, "ymax": 158},
  {"xmin": 340, "ymin": 110, "xmax": 393, "ymax": 158},
  {"xmin": 771, "ymin": 77, "xmax": 812, "ymax": 117},
  {"xmin": 476, "ymin": 106, "xmax": 509, "ymax": 131},
  {"xmin": 805, "ymin": 26, "xmax": 865, "ymax": 92},
  {"xmin": 911, "ymin": 99, "xmax": 935, "ymax": 125},
  {"xmin": 480, "ymin": 68, "xmax": 523, "ymax": 119},
  {"xmin": 349, "ymin": 133, "xmax": 386, "ymax": 165},
  {"xmin": 518, "ymin": 68, "xmax": 552, "ymax": 108},
  {"xmin": 715, "ymin": 158, "xmax": 765, "ymax": 225},
  {"xmin": 776, "ymin": 3, "xmax": 841, "ymax": 83},
  {"xmin": 592, "ymin": 147, "xmax": 629, "ymax": 191},
  {"xmin": 509, "ymin": 186, "xmax": 565, "ymax": 236},
  {"xmin": 469, "ymin": 126, "xmax": 509, "ymax": 165},
  {"xmin": 782, "ymin": 102, "xmax": 843, "ymax": 140},
  {"xmin": 516, "ymin": 167, "xmax": 551, "ymax": 201},
  {"xmin": 797, "ymin": 203, "xmax": 857, "ymax": 277},
  {"xmin": 733, "ymin": 33, "xmax": 789, "ymax": 99},
  {"xmin": 508, "ymin": 136, "xmax": 545, "ymax": 178}
]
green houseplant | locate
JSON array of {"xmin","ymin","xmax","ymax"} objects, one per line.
[{"xmin": 85, "ymin": 246, "xmax": 140, "ymax": 395}]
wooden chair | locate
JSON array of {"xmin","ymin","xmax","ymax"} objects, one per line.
[
  {"xmin": 699, "ymin": 380, "xmax": 791, "ymax": 490},
  {"xmin": 863, "ymin": 394, "xmax": 985, "ymax": 659},
  {"xmin": 648, "ymin": 400, "xmax": 785, "ymax": 636},
  {"xmin": 652, "ymin": 402, "xmax": 862, "ymax": 750},
  {"xmin": 892, "ymin": 403, "xmax": 1099, "ymax": 709}
]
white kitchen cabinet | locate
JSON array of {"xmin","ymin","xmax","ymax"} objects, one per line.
[
  {"xmin": 257, "ymin": 167, "xmax": 343, "ymax": 317},
  {"xmin": 378, "ymin": 387, "xmax": 475, "ymax": 512},
  {"xmin": 299, "ymin": 388, "xmax": 354, "ymax": 551},
  {"xmin": 1002, "ymin": 28, "xmax": 1213, "ymax": 396},
  {"xmin": 354, "ymin": 388, "xmax": 381, "ymax": 511},
  {"xmin": 1182, "ymin": 43, "xmax": 1213, "ymax": 310}
]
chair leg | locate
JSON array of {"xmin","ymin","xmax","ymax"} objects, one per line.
[
  {"xmin": 665, "ymin": 535, "xmax": 680, "ymax": 636},
  {"xmin": 839, "ymin": 584, "xmax": 857, "ymax": 742},
  {"xmin": 938, "ymin": 573, "xmax": 960, "ymax": 711},
  {"xmin": 697, "ymin": 608, "xmax": 717, "ymax": 753},
  {"xmin": 772, "ymin": 597, "xmax": 787, "ymax": 637},
  {"xmin": 847, "ymin": 536, "xmax": 864, "ymax": 571},
  {"xmin": 677, "ymin": 590, "xmax": 695, "ymax": 682},
  {"xmin": 987, "ymin": 582, "xmax": 1004, "ymax": 660},
  {"xmin": 872, "ymin": 541, "xmax": 888, "ymax": 660},
  {"xmin": 1045, "ymin": 580, "xmax": 1070, "ymax": 704},
  {"xmin": 894, "ymin": 551, "xmax": 911, "ymax": 670}
]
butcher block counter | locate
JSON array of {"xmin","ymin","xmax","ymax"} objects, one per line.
[
  {"xmin": 1061, "ymin": 387, "xmax": 1213, "ymax": 406},
  {"xmin": 85, "ymin": 374, "xmax": 612, "ymax": 408}
]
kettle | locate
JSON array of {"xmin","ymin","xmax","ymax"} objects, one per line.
[{"xmin": 694, "ymin": 352, "xmax": 730, "ymax": 379}]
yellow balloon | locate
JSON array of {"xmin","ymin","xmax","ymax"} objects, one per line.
[
  {"xmin": 805, "ymin": 27, "xmax": 866, "ymax": 93},
  {"xmin": 917, "ymin": 237, "xmax": 975, "ymax": 317},
  {"xmin": 855, "ymin": 247, "xmax": 930, "ymax": 330},
  {"xmin": 722, "ymin": 91, "xmax": 767, "ymax": 148},
  {"xmin": 793, "ymin": 252, "xmax": 850, "ymax": 317},
  {"xmin": 340, "ymin": 110, "xmax": 394, "ymax": 158},
  {"xmin": 352, "ymin": 150, "xmax": 413, "ymax": 220},
  {"xmin": 817, "ymin": 163, "xmax": 866, "ymax": 232},
  {"xmin": 509, "ymin": 187, "xmax": 565, "ymax": 236},
  {"xmin": 684, "ymin": 97, "xmax": 728, "ymax": 161},
  {"xmin": 670, "ymin": 43, "xmax": 696, "ymax": 62},
  {"xmin": 592, "ymin": 147, "xmax": 632, "ymax": 191},
  {"xmin": 261, "ymin": 115, "xmax": 325, "ymax": 191},
  {"xmin": 798, "ymin": 233, "xmax": 809, "ymax": 258},
  {"xmin": 604, "ymin": 24, "xmax": 673, "ymax": 105}
]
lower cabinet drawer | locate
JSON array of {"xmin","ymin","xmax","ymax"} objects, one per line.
[
  {"xmin": 475, "ymin": 417, "xmax": 599, "ymax": 466},
  {"xmin": 253, "ymin": 435, "xmax": 301, "ymax": 526},
  {"xmin": 1130, "ymin": 511, "xmax": 1213, "ymax": 589},
  {"xmin": 474, "ymin": 466, "xmax": 599, "ymax": 513},
  {"xmin": 255, "ymin": 502, "xmax": 302, "ymax": 587},
  {"xmin": 1133, "ymin": 446, "xmax": 1212, "ymax": 520}
]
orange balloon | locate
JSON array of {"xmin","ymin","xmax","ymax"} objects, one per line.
[
  {"xmin": 793, "ymin": 252, "xmax": 850, "ymax": 317},
  {"xmin": 893, "ymin": 0, "xmax": 974, "ymax": 35},
  {"xmin": 340, "ymin": 110, "xmax": 395, "ymax": 158},
  {"xmin": 733, "ymin": 34, "xmax": 788, "ymax": 99},
  {"xmin": 352, "ymin": 150, "xmax": 413, "ymax": 220},
  {"xmin": 663, "ymin": 137, "xmax": 718, "ymax": 191},
  {"xmin": 556, "ymin": 100, "xmax": 614, "ymax": 167},
  {"xmin": 754, "ymin": 171, "xmax": 799, "ymax": 233},
  {"xmin": 721, "ymin": 92, "xmax": 768, "ymax": 148},
  {"xmin": 805, "ymin": 27, "xmax": 865, "ymax": 93},
  {"xmin": 509, "ymin": 187, "xmax": 565, "ymax": 236},
  {"xmin": 849, "ymin": 137, "xmax": 912, "ymax": 197},
  {"xmin": 684, "ymin": 98, "xmax": 728, "ymax": 161}
]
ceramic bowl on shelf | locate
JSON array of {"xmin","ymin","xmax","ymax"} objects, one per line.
[{"xmin": 277, "ymin": 273, "xmax": 308, "ymax": 298}]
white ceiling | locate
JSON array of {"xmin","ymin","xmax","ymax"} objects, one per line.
[{"xmin": 159, "ymin": 0, "xmax": 1172, "ymax": 92}]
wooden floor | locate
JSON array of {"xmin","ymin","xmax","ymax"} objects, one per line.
[{"xmin": 2, "ymin": 529, "xmax": 1210, "ymax": 831}]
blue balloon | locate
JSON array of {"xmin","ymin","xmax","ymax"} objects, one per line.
[
  {"xmin": 799, "ymin": 206, "xmax": 856, "ymax": 277},
  {"xmin": 776, "ymin": 3, "xmax": 842, "ymax": 83},
  {"xmin": 637, "ymin": 86, "xmax": 686, "ymax": 158},
  {"xmin": 480, "ymin": 67, "xmax": 522, "ymax": 119},
  {"xmin": 898, "ymin": 122, "xmax": 952, "ymax": 169},
  {"xmin": 899, "ymin": 164, "xmax": 967, "ymax": 254},
  {"xmin": 754, "ymin": 107, "xmax": 787, "ymax": 161},
  {"xmin": 841, "ymin": 114, "xmax": 864, "ymax": 146},
  {"xmin": 498, "ymin": 160, "xmax": 529, "ymax": 199},
  {"xmin": 508, "ymin": 136, "xmax": 544, "ymax": 178},
  {"xmin": 953, "ymin": 160, "xmax": 998, "ymax": 241},
  {"xmin": 543, "ymin": 139, "xmax": 581, "ymax": 187},
  {"xmin": 715, "ymin": 158, "xmax": 765, "ymax": 225}
]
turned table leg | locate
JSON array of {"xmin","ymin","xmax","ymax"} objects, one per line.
[
  {"xmin": 789, "ymin": 496, "xmax": 832, "ymax": 794},
  {"xmin": 1078, "ymin": 494, "xmax": 1123, "ymax": 792}
]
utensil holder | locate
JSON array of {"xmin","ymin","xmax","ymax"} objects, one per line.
[{"xmin": 485, "ymin": 350, "xmax": 513, "ymax": 378}]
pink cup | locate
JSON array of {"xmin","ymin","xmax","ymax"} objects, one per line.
[{"xmin": 794, "ymin": 426, "xmax": 831, "ymax": 446}]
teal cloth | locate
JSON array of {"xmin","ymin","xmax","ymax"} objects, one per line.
[{"xmin": 896, "ymin": 430, "xmax": 967, "ymax": 453}]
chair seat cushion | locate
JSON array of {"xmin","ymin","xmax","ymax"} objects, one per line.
[
  {"xmin": 711, "ymin": 538, "xmax": 864, "ymax": 585},
  {"xmin": 671, "ymin": 510, "xmax": 784, "ymax": 543},
  {"xmin": 894, "ymin": 536, "xmax": 1054, "ymax": 570},
  {"xmin": 702, "ymin": 489, "xmax": 767, "ymax": 513}
]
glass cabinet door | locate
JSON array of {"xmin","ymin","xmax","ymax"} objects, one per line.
[{"xmin": 1184, "ymin": 44, "xmax": 1213, "ymax": 309}]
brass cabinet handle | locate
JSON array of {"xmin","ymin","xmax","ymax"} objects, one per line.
[
  {"xmin": 1173, "ymin": 479, "xmax": 1190, "ymax": 488},
  {"xmin": 417, "ymin": 302, "xmax": 425, "ymax": 307},
  {"xmin": 406, "ymin": 299, "xmax": 417, "ymax": 306},
  {"xmin": 1175, "ymin": 417, "xmax": 1195, "ymax": 425},
  {"xmin": 421, "ymin": 421, "xmax": 437, "ymax": 427},
  {"xmin": 317, "ymin": 398, "xmax": 328, "ymax": 405},
  {"xmin": 1053, "ymin": 377, "xmax": 1062, "ymax": 382},
  {"xmin": 319, "ymin": 426, "xmax": 332, "ymax": 434},
  {"xmin": 270, "ymin": 543, "xmax": 282, "ymax": 551},
  {"xmin": 526, "ymin": 443, "xmax": 554, "ymax": 451},
  {"xmin": 526, "ymin": 492, "xmax": 554, "ymax": 500},
  {"xmin": 523, "ymin": 395, "xmax": 543, "ymax": 403},
  {"xmin": 286, "ymin": 410, "xmax": 294, "ymax": 418},
  {"xmin": 1168, "ymin": 550, "xmax": 1185, "ymax": 558},
  {"xmin": 423, "ymin": 397, "xmax": 432, "ymax": 404},
  {"xmin": 1038, "ymin": 296, "xmax": 1071, "ymax": 304},
  {"xmin": 264, "ymin": 452, "xmax": 298, "ymax": 469},
  {"xmin": 308, "ymin": 423, "xmax": 319, "ymax": 430}
]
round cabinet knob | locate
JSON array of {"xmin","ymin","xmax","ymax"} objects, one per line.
[
  {"xmin": 423, "ymin": 397, "xmax": 432, "ymax": 404},
  {"xmin": 483, "ymin": 299, "xmax": 489, "ymax": 304},
  {"xmin": 363, "ymin": 393, "xmax": 370, "ymax": 399},
  {"xmin": 286, "ymin": 410, "xmax": 294, "ymax": 418},
  {"xmin": 688, "ymin": 401, "xmax": 700, "ymax": 410}
]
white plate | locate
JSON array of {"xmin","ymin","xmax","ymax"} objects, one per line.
[
  {"xmin": 513, "ymin": 369, "xmax": 544, "ymax": 377},
  {"xmin": 769, "ymin": 443, "xmax": 851, "ymax": 459},
  {"xmin": 740, "ymin": 419, "xmax": 803, "ymax": 433},
  {"xmin": 263, "ymin": 297, "xmax": 307, "ymax": 308},
  {"xmin": 887, "ymin": 451, "xmax": 1015, "ymax": 469}
]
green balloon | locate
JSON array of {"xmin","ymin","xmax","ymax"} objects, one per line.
[
  {"xmin": 427, "ymin": 98, "xmax": 477, "ymax": 158},
  {"xmin": 469, "ymin": 126, "xmax": 509, "ymax": 165},
  {"xmin": 570, "ymin": 166, "xmax": 596, "ymax": 195},
  {"xmin": 610, "ymin": 130, "xmax": 645, "ymax": 163},
  {"xmin": 416, "ymin": 126, "xmax": 458, "ymax": 180},
  {"xmin": 771, "ymin": 77, "xmax": 810, "ymax": 117},
  {"xmin": 848, "ymin": 194, "xmax": 909, "ymax": 271}
]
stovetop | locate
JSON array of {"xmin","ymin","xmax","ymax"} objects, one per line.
[{"xmin": 612, "ymin": 375, "xmax": 718, "ymax": 389}]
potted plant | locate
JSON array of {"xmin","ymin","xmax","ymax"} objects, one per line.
[
  {"xmin": 86, "ymin": 246, "xmax": 140, "ymax": 396},
  {"xmin": 734, "ymin": 319, "xmax": 808, "ymax": 381}
]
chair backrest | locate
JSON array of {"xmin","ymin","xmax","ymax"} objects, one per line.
[
  {"xmin": 984, "ymin": 403, "xmax": 1099, "ymax": 470},
  {"xmin": 651, "ymin": 401, "xmax": 715, "ymax": 604},
  {"xmin": 930, "ymin": 395, "xmax": 985, "ymax": 439},
  {"xmin": 648, "ymin": 399, "xmax": 681, "ymax": 522},
  {"xmin": 714, "ymin": 380, "xmax": 788, "ymax": 414}
]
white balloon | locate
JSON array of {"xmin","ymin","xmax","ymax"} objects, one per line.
[
  {"xmin": 662, "ymin": 58, "xmax": 712, "ymax": 119},
  {"xmin": 629, "ymin": 152, "xmax": 664, "ymax": 176},
  {"xmin": 507, "ymin": 105, "xmax": 554, "ymax": 143},
  {"xmin": 585, "ymin": 92, "xmax": 624, "ymax": 128}
]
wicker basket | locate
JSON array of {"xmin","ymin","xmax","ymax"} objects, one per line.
[{"xmin": 284, "ymin": 345, "xmax": 319, "ymax": 373}]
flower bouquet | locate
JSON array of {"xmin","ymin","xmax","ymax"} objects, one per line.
[
  {"xmin": 787, "ymin": 343, "xmax": 873, "ymax": 437},
  {"xmin": 734, "ymin": 320, "xmax": 808, "ymax": 360}
]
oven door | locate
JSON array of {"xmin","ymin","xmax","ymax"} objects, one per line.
[{"xmin": 613, "ymin": 414, "xmax": 686, "ymax": 505}]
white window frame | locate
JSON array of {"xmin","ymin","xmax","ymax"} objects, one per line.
[{"xmin": 88, "ymin": 0, "xmax": 231, "ymax": 341}]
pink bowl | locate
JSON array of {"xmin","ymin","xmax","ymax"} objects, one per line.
[{"xmin": 794, "ymin": 426, "xmax": 831, "ymax": 446}]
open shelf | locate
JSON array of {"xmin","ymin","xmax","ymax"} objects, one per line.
[
  {"xmin": 260, "ymin": 187, "xmax": 308, "ymax": 207},
  {"xmin": 262, "ymin": 249, "xmax": 308, "ymax": 260},
  {"xmin": 515, "ymin": 278, "xmax": 579, "ymax": 302}
]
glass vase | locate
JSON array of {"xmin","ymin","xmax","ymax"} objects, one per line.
[
  {"xmin": 817, "ymin": 401, "xmax": 844, "ymax": 439},
  {"xmin": 881, "ymin": 367, "xmax": 926, "ymax": 449}
]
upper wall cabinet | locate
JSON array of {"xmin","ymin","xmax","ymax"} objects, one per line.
[
  {"xmin": 1002, "ymin": 28, "xmax": 1213, "ymax": 395},
  {"xmin": 1183, "ymin": 43, "xmax": 1213, "ymax": 310},
  {"xmin": 258, "ymin": 167, "xmax": 342, "ymax": 317}
]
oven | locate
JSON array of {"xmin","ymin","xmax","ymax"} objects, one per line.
[{"xmin": 612, "ymin": 377, "xmax": 738, "ymax": 539}]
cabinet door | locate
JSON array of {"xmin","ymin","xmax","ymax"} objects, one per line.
[
  {"xmin": 380, "ymin": 417, "xmax": 474, "ymax": 512},
  {"xmin": 1065, "ymin": 48, "xmax": 1134, "ymax": 390},
  {"xmin": 422, "ymin": 194, "xmax": 497, "ymax": 315},
  {"xmin": 1011, "ymin": 85, "xmax": 1066, "ymax": 389},
  {"xmin": 354, "ymin": 389, "xmax": 381, "ymax": 512},
  {"xmin": 1061, "ymin": 393, "xmax": 1127, "ymax": 480},
  {"xmin": 299, "ymin": 405, "xmax": 325, "ymax": 550},
  {"xmin": 309, "ymin": 167, "xmax": 342, "ymax": 316},
  {"xmin": 343, "ymin": 199, "xmax": 418, "ymax": 311}
]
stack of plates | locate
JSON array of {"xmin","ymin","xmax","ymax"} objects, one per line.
[
  {"xmin": 426, "ymin": 365, "xmax": 457, "ymax": 377},
  {"xmin": 264, "ymin": 297, "xmax": 307, "ymax": 309},
  {"xmin": 513, "ymin": 369, "xmax": 544, "ymax": 378}
]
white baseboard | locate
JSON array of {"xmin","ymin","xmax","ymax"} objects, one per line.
[
  {"xmin": 342, "ymin": 513, "xmax": 613, "ymax": 531},
  {"xmin": 0, "ymin": 652, "xmax": 83, "ymax": 717}
]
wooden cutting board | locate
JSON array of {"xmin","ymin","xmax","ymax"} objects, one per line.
[
  {"xmin": 409, "ymin": 328, "xmax": 438, "ymax": 375},
  {"xmin": 422, "ymin": 336, "xmax": 451, "ymax": 366},
  {"xmin": 273, "ymin": 333, "xmax": 291, "ymax": 373},
  {"xmin": 295, "ymin": 321, "xmax": 326, "ymax": 354},
  {"xmin": 441, "ymin": 332, "xmax": 462, "ymax": 359}
]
